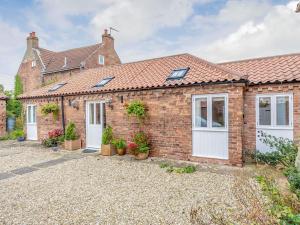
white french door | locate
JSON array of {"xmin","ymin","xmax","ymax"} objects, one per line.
[
  {"xmin": 192, "ymin": 94, "xmax": 228, "ymax": 159},
  {"xmin": 256, "ymin": 93, "xmax": 293, "ymax": 153},
  {"xmin": 26, "ymin": 105, "xmax": 38, "ymax": 140},
  {"xmin": 86, "ymin": 101, "xmax": 104, "ymax": 150}
]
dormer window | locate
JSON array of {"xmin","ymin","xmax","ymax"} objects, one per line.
[
  {"xmin": 98, "ymin": 55, "xmax": 105, "ymax": 65},
  {"xmin": 63, "ymin": 57, "xmax": 67, "ymax": 67},
  {"xmin": 49, "ymin": 82, "xmax": 67, "ymax": 92},
  {"xmin": 94, "ymin": 76, "xmax": 114, "ymax": 87},
  {"xmin": 167, "ymin": 67, "xmax": 190, "ymax": 80},
  {"xmin": 31, "ymin": 60, "xmax": 36, "ymax": 68}
]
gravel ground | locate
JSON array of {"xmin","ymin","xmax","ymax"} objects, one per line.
[{"xmin": 0, "ymin": 141, "xmax": 267, "ymax": 225}]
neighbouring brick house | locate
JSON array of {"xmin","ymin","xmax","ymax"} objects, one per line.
[
  {"xmin": 19, "ymin": 52, "xmax": 300, "ymax": 166},
  {"xmin": 0, "ymin": 93, "xmax": 7, "ymax": 137},
  {"xmin": 17, "ymin": 30, "xmax": 121, "ymax": 93}
]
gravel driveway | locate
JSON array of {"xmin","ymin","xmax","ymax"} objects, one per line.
[{"xmin": 0, "ymin": 141, "xmax": 267, "ymax": 225}]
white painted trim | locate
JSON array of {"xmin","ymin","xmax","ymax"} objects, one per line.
[
  {"xmin": 26, "ymin": 104, "xmax": 37, "ymax": 125},
  {"xmin": 192, "ymin": 93, "xmax": 228, "ymax": 131},
  {"xmin": 256, "ymin": 93, "xmax": 293, "ymax": 129}
]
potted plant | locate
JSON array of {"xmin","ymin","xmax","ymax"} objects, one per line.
[
  {"xmin": 101, "ymin": 126, "xmax": 115, "ymax": 156},
  {"xmin": 11, "ymin": 129, "xmax": 26, "ymax": 142},
  {"xmin": 132, "ymin": 131, "xmax": 150, "ymax": 160},
  {"xmin": 64, "ymin": 122, "xmax": 81, "ymax": 150},
  {"xmin": 41, "ymin": 103, "xmax": 59, "ymax": 121},
  {"xmin": 112, "ymin": 138, "xmax": 127, "ymax": 155}
]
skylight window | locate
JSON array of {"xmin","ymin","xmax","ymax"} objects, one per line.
[
  {"xmin": 49, "ymin": 83, "xmax": 67, "ymax": 92},
  {"xmin": 167, "ymin": 67, "xmax": 190, "ymax": 80},
  {"xmin": 94, "ymin": 77, "xmax": 114, "ymax": 87}
]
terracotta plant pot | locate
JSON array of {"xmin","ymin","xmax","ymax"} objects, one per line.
[
  {"xmin": 101, "ymin": 144, "xmax": 116, "ymax": 156},
  {"xmin": 64, "ymin": 139, "xmax": 81, "ymax": 151},
  {"xmin": 116, "ymin": 148, "xmax": 126, "ymax": 156},
  {"xmin": 135, "ymin": 151, "xmax": 149, "ymax": 160}
]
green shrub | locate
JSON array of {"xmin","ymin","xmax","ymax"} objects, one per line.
[
  {"xmin": 137, "ymin": 144, "xmax": 150, "ymax": 153},
  {"xmin": 41, "ymin": 103, "xmax": 59, "ymax": 120},
  {"xmin": 133, "ymin": 131, "xmax": 148, "ymax": 147},
  {"xmin": 126, "ymin": 100, "xmax": 147, "ymax": 123},
  {"xmin": 112, "ymin": 138, "xmax": 126, "ymax": 149},
  {"xmin": 102, "ymin": 126, "xmax": 113, "ymax": 145},
  {"xmin": 65, "ymin": 122, "xmax": 78, "ymax": 141},
  {"xmin": 160, "ymin": 163, "xmax": 169, "ymax": 168},
  {"xmin": 42, "ymin": 138, "xmax": 58, "ymax": 147},
  {"xmin": 10, "ymin": 130, "xmax": 25, "ymax": 139},
  {"xmin": 255, "ymin": 132, "xmax": 298, "ymax": 167}
]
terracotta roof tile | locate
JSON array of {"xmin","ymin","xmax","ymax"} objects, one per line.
[
  {"xmin": 36, "ymin": 44, "xmax": 100, "ymax": 74},
  {"xmin": 19, "ymin": 53, "xmax": 244, "ymax": 99},
  {"xmin": 220, "ymin": 53, "xmax": 300, "ymax": 84}
]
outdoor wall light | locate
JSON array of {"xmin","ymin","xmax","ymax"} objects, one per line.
[
  {"xmin": 106, "ymin": 98, "xmax": 113, "ymax": 109},
  {"xmin": 71, "ymin": 100, "xmax": 79, "ymax": 110}
]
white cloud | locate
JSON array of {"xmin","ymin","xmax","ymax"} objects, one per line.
[
  {"xmin": 0, "ymin": 20, "xmax": 25, "ymax": 90},
  {"xmin": 193, "ymin": 0, "xmax": 300, "ymax": 62}
]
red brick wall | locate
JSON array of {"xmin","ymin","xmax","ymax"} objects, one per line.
[
  {"xmin": 18, "ymin": 60, "xmax": 42, "ymax": 93},
  {"xmin": 22, "ymin": 84, "xmax": 244, "ymax": 165},
  {"xmin": 243, "ymin": 84, "xmax": 300, "ymax": 155},
  {"xmin": 0, "ymin": 100, "xmax": 6, "ymax": 137}
]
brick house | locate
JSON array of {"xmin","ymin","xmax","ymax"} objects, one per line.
[
  {"xmin": 19, "ymin": 52, "xmax": 300, "ymax": 166},
  {"xmin": 0, "ymin": 93, "xmax": 7, "ymax": 137},
  {"xmin": 17, "ymin": 30, "xmax": 121, "ymax": 93}
]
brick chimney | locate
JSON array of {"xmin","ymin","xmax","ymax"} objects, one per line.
[
  {"xmin": 27, "ymin": 32, "xmax": 39, "ymax": 50},
  {"xmin": 102, "ymin": 29, "xmax": 114, "ymax": 48}
]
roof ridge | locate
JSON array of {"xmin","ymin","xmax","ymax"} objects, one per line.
[
  {"xmin": 54, "ymin": 43, "xmax": 100, "ymax": 54},
  {"xmin": 219, "ymin": 52, "xmax": 300, "ymax": 65},
  {"xmin": 185, "ymin": 53, "xmax": 246, "ymax": 79}
]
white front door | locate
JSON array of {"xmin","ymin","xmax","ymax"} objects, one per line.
[
  {"xmin": 256, "ymin": 94, "xmax": 293, "ymax": 153},
  {"xmin": 86, "ymin": 101, "xmax": 104, "ymax": 150},
  {"xmin": 26, "ymin": 105, "xmax": 38, "ymax": 140},
  {"xmin": 192, "ymin": 94, "xmax": 228, "ymax": 159}
]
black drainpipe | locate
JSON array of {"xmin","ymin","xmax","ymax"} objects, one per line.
[{"xmin": 61, "ymin": 96, "xmax": 65, "ymax": 134}]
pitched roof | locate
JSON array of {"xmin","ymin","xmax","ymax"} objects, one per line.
[
  {"xmin": 220, "ymin": 53, "xmax": 300, "ymax": 84},
  {"xmin": 19, "ymin": 53, "xmax": 244, "ymax": 99},
  {"xmin": 34, "ymin": 44, "xmax": 100, "ymax": 74},
  {"xmin": 0, "ymin": 93, "xmax": 8, "ymax": 100}
]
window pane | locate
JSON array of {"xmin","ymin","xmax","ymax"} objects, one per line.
[
  {"xmin": 96, "ymin": 103, "xmax": 101, "ymax": 125},
  {"xmin": 32, "ymin": 106, "xmax": 36, "ymax": 123},
  {"xmin": 89, "ymin": 103, "xmax": 94, "ymax": 124},
  {"xmin": 259, "ymin": 97, "xmax": 271, "ymax": 126},
  {"xmin": 276, "ymin": 96, "xmax": 289, "ymax": 126},
  {"xmin": 28, "ymin": 106, "xmax": 32, "ymax": 123},
  {"xmin": 195, "ymin": 98, "xmax": 207, "ymax": 127},
  {"xmin": 212, "ymin": 97, "xmax": 225, "ymax": 128}
]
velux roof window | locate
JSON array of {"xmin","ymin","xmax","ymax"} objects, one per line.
[
  {"xmin": 48, "ymin": 82, "xmax": 67, "ymax": 92},
  {"xmin": 167, "ymin": 67, "xmax": 190, "ymax": 80},
  {"xmin": 94, "ymin": 76, "xmax": 114, "ymax": 87}
]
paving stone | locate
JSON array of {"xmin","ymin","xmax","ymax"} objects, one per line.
[
  {"xmin": 32, "ymin": 158, "xmax": 69, "ymax": 168},
  {"xmin": 11, "ymin": 167, "xmax": 39, "ymax": 175},
  {"xmin": 0, "ymin": 172, "xmax": 15, "ymax": 181}
]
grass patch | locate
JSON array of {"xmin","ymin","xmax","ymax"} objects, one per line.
[{"xmin": 159, "ymin": 163, "xmax": 196, "ymax": 174}]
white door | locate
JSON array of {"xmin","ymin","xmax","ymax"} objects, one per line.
[
  {"xmin": 86, "ymin": 101, "xmax": 104, "ymax": 150},
  {"xmin": 256, "ymin": 94, "xmax": 293, "ymax": 153},
  {"xmin": 26, "ymin": 105, "xmax": 38, "ymax": 140},
  {"xmin": 192, "ymin": 94, "xmax": 228, "ymax": 159}
]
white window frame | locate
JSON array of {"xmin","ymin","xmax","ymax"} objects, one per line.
[
  {"xmin": 98, "ymin": 55, "xmax": 105, "ymax": 65},
  {"xmin": 256, "ymin": 93, "xmax": 293, "ymax": 129},
  {"xmin": 31, "ymin": 60, "xmax": 36, "ymax": 68},
  {"xmin": 192, "ymin": 94, "xmax": 228, "ymax": 132}
]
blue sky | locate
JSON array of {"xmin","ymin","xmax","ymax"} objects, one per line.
[{"xmin": 0, "ymin": 0, "xmax": 299, "ymax": 90}]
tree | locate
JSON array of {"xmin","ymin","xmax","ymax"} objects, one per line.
[
  {"xmin": 0, "ymin": 84, "xmax": 4, "ymax": 93},
  {"xmin": 14, "ymin": 74, "xmax": 23, "ymax": 97}
]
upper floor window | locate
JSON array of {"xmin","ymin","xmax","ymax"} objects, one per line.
[
  {"xmin": 98, "ymin": 55, "xmax": 105, "ymax": 65},
  {"xmin": 32, "ymin": 60, "xmax": 36, "ymax": 68},
  {"xmin": 256, "ymin": 94, "xmax": 293, "ymax": 128},
  {"xmin": 49, "ymin": 82, "xmax": 67, "ymax": 92}
]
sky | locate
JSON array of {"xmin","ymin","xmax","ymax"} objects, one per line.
[{"xmin": 0, "ymin": 0, "xmax": 299, "ymax": 90}]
